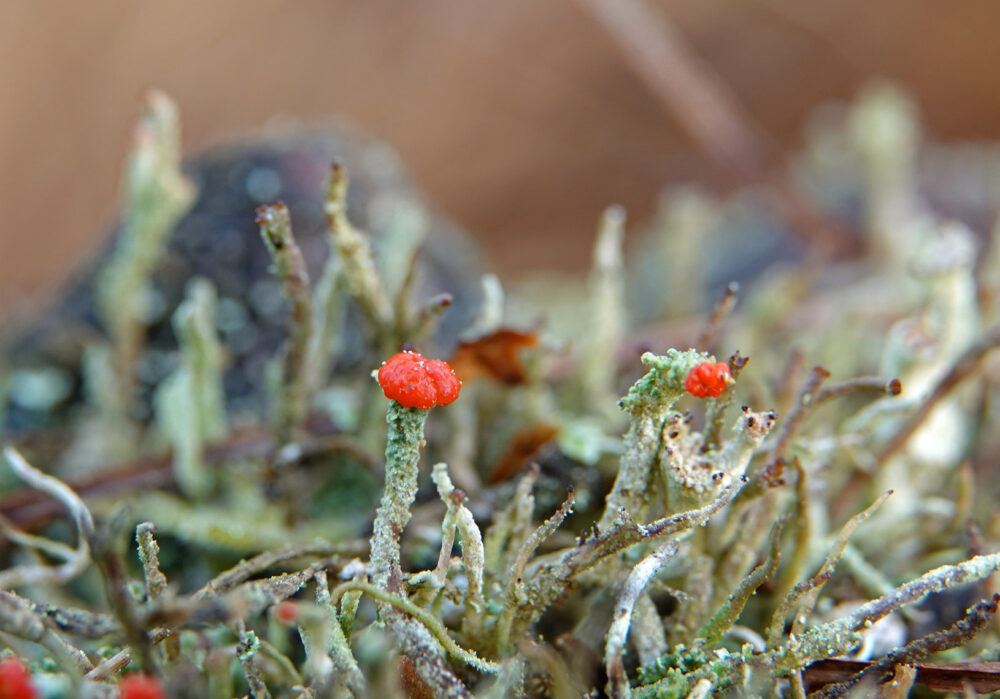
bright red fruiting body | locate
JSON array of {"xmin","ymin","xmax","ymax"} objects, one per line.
[
  {"xmin": 685, "ymin": 361, "xmax": 731, "ymax": 398},
  {"xmin": 0, "ymin": 658, "xmax": 36, "ymax": 699},
  {"xmin": 274, "ymin": 600, "xmax": 299, "ymax": 624},
  {"xmin": 118, "ymin": 674, "xmax": 165, "ymax": 699},
  {"xmin": 377, "ymin": 351, "xmax": 462, "ymax": 409}
]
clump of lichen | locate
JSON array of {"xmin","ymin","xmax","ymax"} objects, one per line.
[{"xmin": 3, "ymin": 83, "xmax": 1000, "ymax": 698}]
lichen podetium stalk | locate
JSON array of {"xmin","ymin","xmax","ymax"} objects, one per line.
[
  {"xmin": 368, "ymin": 395, "xmax": 474, "ymax": 697},
  {"xmin": 256, "ymin": 202, "xmax": 313, "ymax": 444},
  {"xmin": 371, "ymin": 351, "xmax": 462, "ymax": 593},
  {"xmin": 96, "ymin": 90, "xmax": 195, "ymax": 424},
  {"xmin": 370, "ymin": 402, "xmax": 430, "ymax": 593}
]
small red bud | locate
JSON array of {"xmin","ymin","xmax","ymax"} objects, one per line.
[
  {"xmin": 254, "ymin": 205, "xmax": 269, "ymax": 225},
  {"xmin": 0, "ymin": 658, "xmax": 36, "ymax": 699},
  {"xmin": 274, "ymin": 600, "xmax": 299, "ymax": 625},
  {"xmin": 377, "ymin": 351, "xmax": 462, "ymax": 409},
  {"xmin": 118, "ymin": 674, "xmax": 164, "ymax": 699},
  {"xmin": 685, "ymin": 361, "xmax": 731, "ymax": 399}
]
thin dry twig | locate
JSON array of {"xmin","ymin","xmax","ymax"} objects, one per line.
[
  {"xmin": 524, "ymin": 477, "xmax": 747, "ymax": 629},
  {"xmin": 696, "ymin": 282, "xmax": 739, "ymax": 352},
  {"xmin": 195, "ymin": 542, "xmax": 364, "ymax": 599},
  {"xmin": 814, "ymin": 376, "xmax": 902, "ymax": 407},
  {"xmin": 768, "ymin": 366, "xmax": 831, "ymax": 462},
  {"xmin": 810, "ymin": 594, "xmax": 1000, "ymax": 698},
  {"xmin": 875, "ymin": 324, "xmax": 1000, "ymax": 470},
  {"xmin": 0, "ymin": 448, "xmax": 94, "ymax": 589},
  {"xmin": 803, "ymin": 659, "xmax": 1000, "ymax": 695}
]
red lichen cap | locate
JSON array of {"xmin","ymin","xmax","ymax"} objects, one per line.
[
  {"xmin": 685, "ymin": 361, "xmax": 731, "ymax": 399},
  {"xmin": 0, "ymin": 658, "xmax": 36, "ymax": 699},
  {"xmin": 274, "ymin": 600, "xmax": 299, "ymax": 625},
  {"xmin": 378, "ymin": 351, "xmax": 462, "ymax": 409},
  {"xmin": 118, "ymin": 674, "xmax": 165, "ymax": 699}
]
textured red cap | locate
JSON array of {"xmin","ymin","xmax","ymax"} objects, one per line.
[{"xmin": 377, "ymin": 351, "xmax": 462, "ymax": 409}]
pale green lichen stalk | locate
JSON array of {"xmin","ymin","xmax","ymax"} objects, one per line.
[
  {"xmin": 257, "ymin": 202, "xmax": 313, "ymax": 443},
  {"xmin": 155, "ymin": 278, "xmax": 227, "ymax": 499},
  {"xmin": 411, "ymin": 463, "xmax": 486, "ymax": 614},
  {"xmin": 579, "ymin": 205, "xmax": 627, "ymax": 416},
  {"xmin": 96, "ymin": 90, "xmax": 196, "ymax": 405},
  {"xmin": 369, "ymin": 401, "xmax": 430, "ymax": 593},
  {"xmin": 325, "ymin": 163, "xmax": 393, "ymax": 333}
]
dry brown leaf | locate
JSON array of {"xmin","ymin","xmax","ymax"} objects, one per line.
[
  {"xmin": 803, "ymin": 658, "xmax": 1000, "ymax": 694},
  {"xmin": 449, "ymin": 329, "xmax": 539, "ymax": 385},
  {"xmin": 488, "ymin": 423, "xmax": 559, "ymax": 484}
]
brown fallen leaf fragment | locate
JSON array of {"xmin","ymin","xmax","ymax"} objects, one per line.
[
  {"xmin": 449, "ymin": 329, "xmax": 539, "ymax": 384},
  {"xmin": 488, "ymin": 423, "xmax": 559, "ymax": 484},
  {"xmin": 803, "ymin": 659, "xmax": 1000, "ymax": 695},
  {"xmin": 398, "ymin": 656, "xmax": 436, "ymax": 699}
]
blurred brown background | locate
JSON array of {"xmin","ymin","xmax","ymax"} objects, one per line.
[{"xmin": 3, "ymin": 0, "xmax": 1000, "ymax": 304}]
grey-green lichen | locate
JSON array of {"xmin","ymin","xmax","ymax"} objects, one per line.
[
  {"xmin": 601, "ymin": 348, "xmax": 726, "ymax": 529},
  {"xmin": 96, "ymin": 90, "xmax": 196, "ymax": 411},
  {"xmin": 154, "ymin": 278, "xmax": 226, "ymax": 499},
  {"xmin": 6, "ymin": 84, "xmax": 1000, "ymax": 698},
  {"xmin": 256, "ymin": 202, "xmax": 313, "ymax": 443},
  {"xmin": 659, "ymin": 406, "xmax": 775, "ymax": 513}
]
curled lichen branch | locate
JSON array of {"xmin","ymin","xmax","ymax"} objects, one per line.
[
  {"xmin": 328, "ymin": 579, "xmax": 502, "ymax": 674},
  {"xmin": 0, "ymin": 447, "xmax": 94, "ymax": 589},
  {"xmin": 606, "ymin": 540, "xmax": 680, "ymax": 699}
]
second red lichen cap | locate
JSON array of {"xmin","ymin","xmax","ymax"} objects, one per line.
[
  {"xmin": 0, "ymin": 657, "xmax": 37, "ymax": 699},
  {"xmin": 377, "ymin": 351, "xmax": 462, "ymax": 409},
  {"xmin": 684, "ymin": 361, "xmax": 731, "ymax": 399}
]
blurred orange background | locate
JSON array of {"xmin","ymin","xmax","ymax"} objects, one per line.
[{"xmin": 3, "ymin": 0, "xmax": 1000, "ymax": 303}]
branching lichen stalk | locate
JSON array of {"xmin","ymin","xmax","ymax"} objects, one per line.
[
  {"xmin": 601, "ymin": 349, "xmax": 714, "ymax": 529},
  {"xmin": 773, "ymin": 551, "xmax": 1000, "ymax": 674}
]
